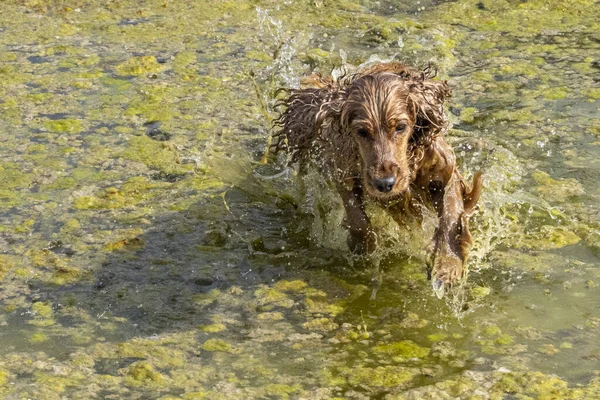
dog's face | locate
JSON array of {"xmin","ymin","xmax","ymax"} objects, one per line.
[
  {"xmin": 341, "ymin": 74, "xmax": 416, "ymax": 199},
  {"xmin": 339, "ymin": 72, "xmax": 450, "ymax": 200}
]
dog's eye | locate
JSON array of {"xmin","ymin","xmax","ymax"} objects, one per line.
[
  {"xmin": 357, "ymin": 128, "xmax": 369, "ymax": 139},
  {"xmin": 393, "ymin": 124, "xmax": 407, "ymax": 140},
  {"xmin": 395, "ymin": 123, "xmax": 407, "ymax": 134}
]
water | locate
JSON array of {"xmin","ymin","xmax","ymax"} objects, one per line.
[{"xmin": 0, "ymin": 0, "xmax": 599, "ymax": 398}]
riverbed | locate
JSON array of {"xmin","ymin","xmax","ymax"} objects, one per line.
[{"xmin": 0, "ymin": 0, "xmax": 599, "ymax": 398}]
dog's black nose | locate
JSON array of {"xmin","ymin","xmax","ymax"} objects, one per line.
[{"xmin": 373, "ymin": 176, "xmax": 396, "ymax": 193}]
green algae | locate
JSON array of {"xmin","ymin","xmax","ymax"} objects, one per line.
[
  {"xmin": 43, "ymin": 119, "xmax": 84, "ymax": 134},
  {"xmin": 459, "ymin": 107, "xmax": 478, "ymax": 123},
  {"xmin": 543, "ymin": 86, "xmax": 569, "ymax": 100},
  {"xmin": 521, "ymin": 226, "xmax": 581, "ymax": 250},
  {"xmin": 31, "ymin": 302, "xmax": 53, "ymax": 319},
  {"xmin": 201, "ymin": 338, "xmax": 238, "ymax": 353},
  {"xmin": 192, "ymin": 289, "xmax": 222, "ymax": 307},
  {"xmin": 115, "ymin": 56, "xmax": 165, "ymax": 77},
  {"xmin": 303, "ymin": 297, "xmax": 344, "ymax": 316},
  {"xmin": 0, "ymin": 255, "xmax": 17, "ymax": 281},
  {"xmin": 0, "ymin": 0, "xmax": 597, "ymax": 398},
  {"xmin": 0, "ymin": 162, "xmax": 34, "ymax": 190},
  {"xmin": 0, "ymin": 369, "xmax": 9, "ymax": 387},
  {"xmin": 29, "ymin": 332, "xmax": 48, "ymax": 344},
  {"xmin": 27, "ymin": 249, "xmax": 87, "ymax": 285},
  {"xmin": 482, "ymin": 325, "xmax": 501, "ymax": 336},
  {"xmin": 47, "ymin": 176, "xmax": 77, "ymax": 190},
  {"xmin": 33, "ymin": 371, "xmax": 81, "ymax": 394},
  {"xmin": 532, "ymin": 170, "xmax": 585, "ymax": 202},
  {"xmin": 122, "ymin": 136, "xmax": 188, "ymax": 174},
  {"xmin": 254, "ymin": 286, "xmax": 294, "ymax": 309},
  {"xmin": 348, "ymin": 365, "xmax": 417, "ymax": 388},
  {"xmin": 198, "ymin": 323, "xmax": 227, "ymax": 333},
  {"xmin": 262, "ymin": 383, "xmax": 301, "ymax": 398},
  {"xmin": 584, "ymin": 88, "xmax": 600, "ymax": 100},
  {"xmin": 124, "ymin": 361, "xmax": 167, "ymax": 388},
  {"xmin": 74, "ymin": 177, "xmax": 160, "ymax": 210},
  {"xmin": 495, "ymin": 334, "xmax": 514, "ymax": 346},
  {"xmin": 302, "ymin": 317, "xmax": 339, "ymax": 332},
  {"xmin": 256, "ymin": 312, "xmax": 284, "ymax": 321},
  {"xmin": 273, "ymin": 280, "xmax": 308, "ymax": 293},
  {"xmin": 470, "ymin": 286, "xmax": 491, "ymax": 298},
  {"xmin": 372, "ymin": 340, "xmax": 430, "ymax": 360},
  {"xmin": 427, "ymin": 333, "xmax": 448, "ymax": 342},
  {"xmin": 539, "ymin": 344, "xmax": 560, "ymax": 355}
]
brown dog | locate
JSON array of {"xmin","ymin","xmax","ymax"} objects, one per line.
[{"xmin": 273, "ymin": 62, "xmax": 482, "ymax": 294}]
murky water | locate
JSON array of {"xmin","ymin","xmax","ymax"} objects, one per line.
[{"xmin": 0, "ymin": 0, "xmax": 599, "ymax": 398}]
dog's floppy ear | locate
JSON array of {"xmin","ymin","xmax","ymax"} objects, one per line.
[
  {"xmin": 406, "ymin": 69, "xmax": 452, "ymax": 145},
  {"xmin": 315, "ymin": 87, "xmax": 349, "ymax": 135}
]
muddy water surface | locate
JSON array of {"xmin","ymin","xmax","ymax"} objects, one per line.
[{"xmin": 0, "ymin": 0, "xmax": 599, "ymax": 398}]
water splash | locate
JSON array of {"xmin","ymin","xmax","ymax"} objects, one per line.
[{"xmin": 255, "ymin": 7, "xmax": 301, "ymax": 88}]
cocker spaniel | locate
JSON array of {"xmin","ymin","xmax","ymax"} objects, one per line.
[{"xmin": 273, "ymin": 62, "xmax": 483, "ymax": 294}]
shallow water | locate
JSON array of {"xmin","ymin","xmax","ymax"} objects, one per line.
[{"xmin": 0, "ymin": 0, "xmax": 599, "ymax": 398}]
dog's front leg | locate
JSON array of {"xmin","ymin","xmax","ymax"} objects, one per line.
[
  {"xmin": 337, "ymin": 181, "xmax": 382, "ymax": 299},
  {"xmin": 337, "ymin": 180, "xmax": 376, "ymax": 254},
  {"xmin": 428, "ymin": 171, "xmax": 478, "ymax": 295}
]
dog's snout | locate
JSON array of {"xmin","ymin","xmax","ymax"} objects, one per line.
[{"xmin": 373, "ymin": 176, "xmax": 396, "ymax": 193}]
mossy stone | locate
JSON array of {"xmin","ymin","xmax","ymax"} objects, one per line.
[
  {"xmin": 115, "ymin": 56, "xmax": 164, "ymax": 77},
  {"xmin": 372, "ymin": 340, "xmax": 429, "ymax": 360},
  {"xmin": 201, "ymin": 338, "xmax": 237, "ymax": 353}
]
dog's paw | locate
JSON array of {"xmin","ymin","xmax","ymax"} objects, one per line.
[{"xmin": 429, "ymin": 250, "xmax": 464, "ymax": 298}]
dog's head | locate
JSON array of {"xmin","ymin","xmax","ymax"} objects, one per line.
[{"xmin": 336, "ymin": 67, "xmax": 451, "ymax": 199}]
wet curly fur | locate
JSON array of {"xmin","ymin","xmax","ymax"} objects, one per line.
[{"xmin": 273, "ymin": 62, "xmax": 483, "ymax": 289}]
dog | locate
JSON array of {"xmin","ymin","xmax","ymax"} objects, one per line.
[{"xmin": 272, "ymin": 62, "xmax": 483, "ymax": 294}]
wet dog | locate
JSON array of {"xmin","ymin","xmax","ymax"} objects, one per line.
[{"xmin": 273, "ymin": 62, "xmax": 482, "ymax": 294}]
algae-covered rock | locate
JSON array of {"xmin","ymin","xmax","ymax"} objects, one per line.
[
  {"xmin": 254, "ymin": 286, "xmax": 294, "ymax": 309},
  {"xmin": 73, "ymin": 178, "xmax": 159, "ymax": 210},
  {"xmin": 348, "ymin": 365, "xmax": 417, "ymax": 388},
  {"xmin": 399, "ymin": 312, "xmax": 429, "ymax": 329},
  {"xmin": 122, "ymin": 136, "xmax": 187, "ymax": 174},
  {"xmin": 202, "ymin": 228, "xmax": 228, "ymax": 248},
  {"xmin": 44, "ymin": 118, "xmax": 83, "ymax": 134},
  {"xmin": 201, "ymin": 338, "xmax": 238, "ymax": 353},
  {"xmin": 490, "ymin": 249, "xmax": 564, "ymax": 272},
  {"xmin": 363, "ymin": 22, "xmax": 405, "ymax": 45},
  {"xmin": 482, "ymin": 325, "xmax": 501, "ymax": 337},
  {"xmin": 257, "ymin": 312, "xmax": 284, "ymax": 321},
  {"xmin": 124, "ymin": 361, "xmax": 167, "ymax": 388},
  {"xmin": 301, "ymin": 48, "xmax": 332, "ymax": 68},
  {"xmin": 0, "ymin": 254, "xmax": 17, "ymax": 281},
  {"xmin": 303, "ymin": 297, "xmax": 344, "ymax": 316},
  {"xmin": 470, "ymin": 286, "xmax": 491, "ymax": 298},
  {"xmin": 31, "ymin": 302, "xmax": 54, "ymax": 319},
  {"xmin": 495, "ymin": 334, "xmax": 514, "ymax": 346},
  {"xmin": 427, "ymin": 333, "xmax": 449, "ymax": 342},
  {"xmin": 521, "ymin": 226, "xmax": 581, "ymax": 250},
  {"xmin": 29, "ymin": 332, "xmax": 48, "ymax": 343},
  {"xmin": 531, "ymin": 170, "xmax": 584, "ymax": 202},
  {"xmin": 372, "ymin": 340, "xmax": 429, "ymax": 361},
  {"xmin": 198, "ymin": 323, "xmax": 227, "ymax": 333},
  {"xmin": 273, "ymin": 280, "xmax": 308, "ymax": 293},
  {"xmin": 0, "ymin": 369, "xmax": 9, "ymax": 386},
  {"xmin": 193, "ymin": 289, "xmax": 222, "ymax": 307},
  {"xmin": 538, "ymin": 344, "xmax": 559, "ymax": 355},
  {"xmin": 459, "ymin": 107, "xmax": 478, "ymax": 123},
  {"xmin": 247, "ymin": 328, "xmax": 286, "ymax": 343},
  {"xmin": 262, "ymin": 383, "xmax": 301, "ymax": 398},
  {"xmin": 115, "ymin": 56, "xmax": 165, "ymax": 77},
  {"xmin": 302, "ymin": 318, "xmax": 339, "ymax": 332}
]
